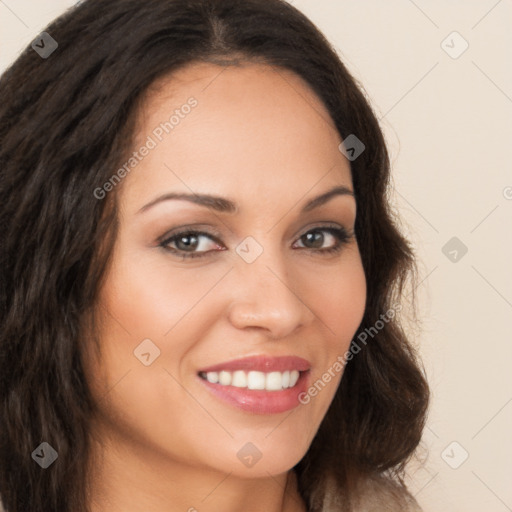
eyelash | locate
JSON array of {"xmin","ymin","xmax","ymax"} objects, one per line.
[{"xmin": 158, "ymin": 225, "xmax": 354, "ymax": 260}]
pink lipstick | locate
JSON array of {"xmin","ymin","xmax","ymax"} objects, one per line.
[{"xmin": 197, "ymin": 355, "xmax": 311, "ymax": 414}]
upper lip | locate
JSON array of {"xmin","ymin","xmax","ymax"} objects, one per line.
[{"xmin": 197, "ymin": 355, "xmax": 311, "ymax": 373}]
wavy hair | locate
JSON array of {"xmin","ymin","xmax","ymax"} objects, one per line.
[{"xmin": 0, "ymin": 0, "xmax": 429, "ymax": 510}]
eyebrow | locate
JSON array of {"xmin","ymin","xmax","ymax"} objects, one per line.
[{"xmin": 137, "ymin": 185, "xmax": 355, "ymax": 215}]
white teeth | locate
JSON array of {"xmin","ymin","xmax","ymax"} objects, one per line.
[
  {"xmin": 206, "ymin": 371, "xmax": 219, "ymax": 384},
  {"xmin": 266, "ymin": 371, "xmax": 284, "ymax": 391},
  {"xmin": 247, "ymin": 371, "xmax": 266, "ymax": 390},
  {"xmin": 218, "ymin": 371, "xmax": 232, "ymax": 386},
  {"xmin": 201, "ymin": 369, "xmax": 303, "ymax": 391},
  {"xmin": 290, "ymin": 370, "xmax": 300, "ymax": 387},
  {"xmin": 231, "ymin": 370, "xmax": 247, "ymax": 388},
  {"xmin": 281, "ymin": 370, "xmax": 290, "ymax": 388}
]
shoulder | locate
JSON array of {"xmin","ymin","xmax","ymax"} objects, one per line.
[
  {"xmin": 353, "ymin": 475, "xmax": 422, "ymax": 512},
  {"xmin": 319, "ymin": 472, "xmax": 423, "ymax": 512}
]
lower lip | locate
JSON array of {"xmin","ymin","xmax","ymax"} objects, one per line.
[{"xmin": 198, "ymin": 371, "xmax": 310, "ymax": 414}]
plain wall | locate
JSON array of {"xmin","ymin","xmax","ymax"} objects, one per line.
[{"xmin": 1, "ymin": 1, "xmax": 511, "ymax": 511}]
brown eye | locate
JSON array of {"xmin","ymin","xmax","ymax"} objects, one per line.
[
  {"xmin": 159, "ymin": 226, "xmax": 352, "ymax": 261},
  {"xmin": 160, "ymin": 230, "xmax": 224, "ymax": 259},
  {"xmin": 294, "ymin": 227, "xmax": 351, "ymax": 254}
]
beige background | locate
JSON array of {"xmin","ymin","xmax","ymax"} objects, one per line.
[{"xmin": 1, "ymin": 1, "xmax": 511, "ymax": 511}]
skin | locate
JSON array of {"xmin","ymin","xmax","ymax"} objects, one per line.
[{"xmin": 85, "ymin": 61, "xmax": 367, "ymax": 512}]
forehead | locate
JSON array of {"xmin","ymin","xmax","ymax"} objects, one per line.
[{"xmin": 121, "ymin": 61, "xmax": 353, "ymax": 214}]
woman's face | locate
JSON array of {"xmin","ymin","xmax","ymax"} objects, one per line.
[{"xmin": 87, "ymin": 62, "xmax": 366, "ymax": 479}]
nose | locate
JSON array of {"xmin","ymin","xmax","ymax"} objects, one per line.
[{"xmin": 226, "ymin": 243, "xmax": 315, "ymax": 339}]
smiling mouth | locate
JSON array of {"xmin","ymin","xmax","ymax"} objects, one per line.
[{"xmin": 198, "ymin": 369, "xmax": 305, "ymax": 391}]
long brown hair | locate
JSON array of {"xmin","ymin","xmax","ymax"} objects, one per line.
[{"xmin": 0, "ymin": 1, "xmax": 429, "ymax": 510}]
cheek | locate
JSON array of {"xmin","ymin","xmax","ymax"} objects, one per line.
[
  {"xmin": 99, "ymin": 243, "xmax": 219, "ymax": 338},
  {"xmin": 296, "ymin": 248, "xmax": 366, "ymax": 407},
  {"xmin": 306, "ymin": 248, "xmax": 367, "ymax": 344},
  {"xmin": 90, "ymin": 243, "xmax": 232, "ymax": 398}
]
